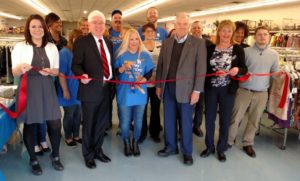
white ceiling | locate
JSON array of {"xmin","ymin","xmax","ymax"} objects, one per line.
[
  {"xmin": 0, "ymin": 0, "xmax": 262, "ymax": 22},
  {"xmin": 0, "ymin": 0, "xmax": 299, "ymax": 23}
]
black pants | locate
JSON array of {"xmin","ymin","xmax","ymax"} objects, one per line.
[
  {"xmin": 140, "ymin": 87, "xmax": 161, "ymax": 139},
  {"xmin": 193, "ymin": 93, "xmax": 204, "ymax": 128},
  {"xmin": 107, "ymin": 84, "xmax": 115, "ymax": 129},
  {"xmin": 81, "ymin": 86, "xmax": 110, "ymax": 161},
  {"xmin": 204, "ymin": 86, "xmax": 235, "ymax": 152},
  {"xmin": 23, "ymin": 120, "xmax": 61, "ymax": 162}
]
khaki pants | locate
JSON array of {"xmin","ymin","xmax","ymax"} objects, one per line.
[{"xmin": 228, "ymin": 88, "xmax": 268, "ymax": 146}]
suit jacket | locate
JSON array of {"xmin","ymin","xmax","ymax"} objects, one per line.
[
  {"xmin": 156, "ymin": 35, "xmax": 207, "ymax": 103},
  {"xmin": 205, "ymin": 44, "xmax": 247, "ymax": 94},
  {"xmin": 72, "ymin": 33, "xmax": 114, "ymax": 102}
]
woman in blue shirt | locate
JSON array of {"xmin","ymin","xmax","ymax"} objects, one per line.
[
  {"xmin": 115, "ymin": 29, "xmax": 154, "ymax": 157},
  {"xmin": 57, "ymin": 29, "xmax": 82, "ymax": 147}
]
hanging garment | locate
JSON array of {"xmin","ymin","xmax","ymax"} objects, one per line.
[{"xmin": 267, "ymin": 72, "xmax": 291, "ymax": 123}]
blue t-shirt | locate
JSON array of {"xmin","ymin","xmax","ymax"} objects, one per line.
[
  {"xmin": 138, "ymin": 26, "xmax": 168, "ymax": 42},
  {"xmin": 57, "ymin": 48, "xmax": 80, "ymax": 106},
  {"xmin": 115, "ymin": 51, "xmax": 154, "ymax": 106},
  {"xmin": 109, "ymin": 29, "xmax": 123, "ymax": 55},
  {"xmin": 0, "ymin": 171, "xmax": 5, "ymax": 181}
]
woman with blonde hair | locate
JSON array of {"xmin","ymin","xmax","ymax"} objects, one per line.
[
  {"xmin": 200, "ymin": 20, "xmax": 247, "ymax": 162},
  {"xmin": 115, "ymin": 29, "xmax": 154, "ymax": 157},
  {"xmin": 77, "ymin": 17, "xmax": 89, "ymax": 36}
]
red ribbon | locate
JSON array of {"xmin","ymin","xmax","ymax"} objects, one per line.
[
  {"xmin": 0, "ymin": 73, "xmax": 27, "ymax": 119},
  {"xmin": 0, "ymin": 67, "xmax": 288, "ymax": 119}
]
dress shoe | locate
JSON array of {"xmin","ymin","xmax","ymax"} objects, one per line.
[
  {"xmin": 243, "ymin": 146, "xmax": 256, "ymax": 158},
  {"xmin": 217, "ymin": 152, "xmax": 226, "ymax": 162},
  {"xmin": 132, "ymin": 139, "xmax": 140, "ymax": 156},
  {"xmin": 157, "ymin": 148, "xmax": 178, "ymax": 157},
  {"xmin": 138, "ymin": 136, "xmax": 146, "ymax": 144},
  {"xmin": 116, "ymin": 129, "xmax": 121, "ymax": 136},
  {"xmin": 73, "ymin": 138, "xmax": 82, "ymax": 144},
  {"xmin": 65, "ymin": 140, "xmax": 77, "ymax": 147},
  {"xmin": 35, "ymin": 149, "xmax": 44, "ymax": 156},
  {"xmin": 123, "ymin": 139, "xmax": 132, "ymax": 157},
  {"xmin": 85, "ymin": 160, "xmax": 96, "ymax": 169},
  {"xmin": 30, "ymin": 161, "xmax": 42, "ymax": 175},
  {"xmin": 225, "ymin": 144, "xmax": 232, "ymax": 151},
  {"xmin": 151, "ymin": 136, "xmax": 161, "ymax": 143},
  {"xmin": 42, "ymin": 147, "xmax": 51, "ymax": 152},
  {"xmin": 95, "ymin": 152, "xmax": 111, "ymax": 163},
  {"xmin": 200, "ymin": 148, "xmax": 215, "ymax": 158},
  {"xmin": 183, "ymin": 155, "xmax": 193, "ymax": 165},
  {"xmin": 50, "ymin": 156, "xmax": 64, "ymax": 171},
  {"xmin": 193, "ymin": 127, "xmax": 203, "ymax": 137}
]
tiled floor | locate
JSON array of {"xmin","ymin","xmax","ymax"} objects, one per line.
[{"xmin": 1, "ymin": 109, "xmax": 300, "ymax": 181}]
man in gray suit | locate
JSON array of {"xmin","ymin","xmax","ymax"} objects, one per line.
[{"xmin": 156, "ymin": 12, "xmax": 207, "ymax": 165}]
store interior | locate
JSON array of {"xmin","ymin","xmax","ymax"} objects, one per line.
[{"xmin": 1, "ymin": 0, "xmax": 300, "ymax": 181}]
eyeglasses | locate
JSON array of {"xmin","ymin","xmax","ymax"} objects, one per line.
[
  {"xmin": 90, "ymin": 21, "xmax": 105, "ymax": 26},
  {"xmin": 145, "ymin": 30, "xmax": 155, "ymax": 33}
]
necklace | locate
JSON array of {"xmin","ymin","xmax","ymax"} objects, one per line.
[{"xmin": 35, "ymin": 47, "xmax": 47, "ymax": 69}]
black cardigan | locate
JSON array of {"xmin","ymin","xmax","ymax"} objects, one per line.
[{"xmin": 205, "ymin": 44, "xmax": 248, "ymax": 94}]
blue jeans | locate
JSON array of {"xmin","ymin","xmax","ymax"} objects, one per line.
[
  {"xmin": 63, "ymin": 104, "xmax": 81, "ymax": 139},
  {"xmin": 119, "ymin": 105, "xmax": 145, "ymax": 140}
]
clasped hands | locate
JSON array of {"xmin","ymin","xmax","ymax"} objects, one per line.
[{"xmin": 216, "ymin": 67, "xmax": 239, "ymax": 77}]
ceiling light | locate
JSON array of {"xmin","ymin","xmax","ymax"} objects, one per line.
[
  {"xmin": 24, "ymin": 0, "xmax": 51, "ymax": 15},
  {"xmin": 123, "ymin": 0, "xmax": 168, "ymax": 18},
  {"xmin": 0, "ymin": 11, "xmax": 23, "ymax": 20},
  {"xmin": 158, "ymin": 0, "xmax": 298, "ymax": 22},
  {"xmin": 83, "ymin": 10, "xmax": 88, "ymax": 14}
]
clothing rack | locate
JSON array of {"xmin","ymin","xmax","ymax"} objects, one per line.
[
  {"xmin": 258, "ymin": 47, "xmax": 300, "ymax": 150},
  {"xmin": 0, "ymin": 36, "xmax": 24, "ymax": 84}
]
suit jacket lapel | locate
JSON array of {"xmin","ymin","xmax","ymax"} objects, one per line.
[
  {"xmin": 88, "ymin": 33, "xmax": 101, "ymax": 59},
  {"xmin": 178, "ymin": 35, "xmax": 191, "ymax": 69}
]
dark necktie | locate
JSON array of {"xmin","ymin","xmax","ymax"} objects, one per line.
[{"xmin": 98, "ymin": 39, "xmax": 110, "ymax": 79}]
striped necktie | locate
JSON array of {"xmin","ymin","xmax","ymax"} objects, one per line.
[{"xmin": 98, "ymin": 39, "xmax": 110, "ymax": 79}]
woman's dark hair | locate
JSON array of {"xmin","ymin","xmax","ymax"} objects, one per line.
[
  {"xmin": 45, "ymin": 12, "xmax": 61, "ymax": 28},
  {"xmin": 24, "ymin": 14, "xmax": 49, "ymax": 47},
  {"xmin": 235, "ymin": 21, "xmax": 249, "ymax": 38},
  {"xmin": 142, "ymin": 22, "xmax": 156, "ymax": 33}
]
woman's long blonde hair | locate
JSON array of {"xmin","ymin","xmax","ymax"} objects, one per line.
[{"xmin": 116, "ymin": 28, "xmax": 148, "ymax": 58}]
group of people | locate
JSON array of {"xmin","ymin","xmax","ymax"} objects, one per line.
[{"xmin": 10, "ymin": 6, "xmax": 279, "ymax": 176}]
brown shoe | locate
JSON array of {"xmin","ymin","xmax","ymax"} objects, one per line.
[{"xmin": 243, "ymin": 146, "xmax": 256, "ymax": 158}]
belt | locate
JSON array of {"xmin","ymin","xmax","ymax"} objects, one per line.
[{"xmin": 240, "ymin": 87, "xmax": 266, "ymax": 93}]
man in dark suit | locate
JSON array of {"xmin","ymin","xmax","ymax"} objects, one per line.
[
  {"xmin": 156, "ymin": 12, "xmax": 207, "ymax": 165},
  {"xmin": 72, "ymin": 10, "xmax": 113, "ymax": 169}
]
